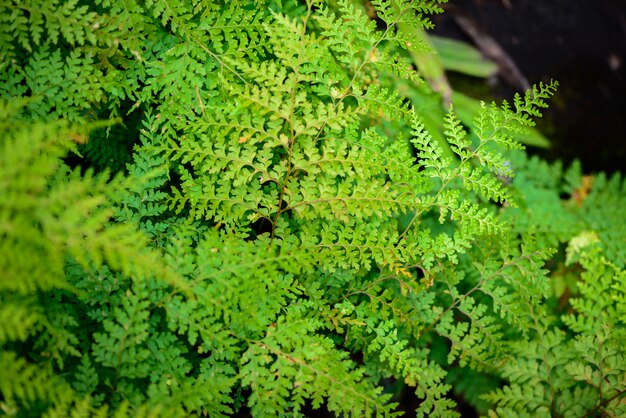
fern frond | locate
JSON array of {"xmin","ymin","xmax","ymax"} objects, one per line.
[
  {"xmin": 146, "ymin": 362, "xmax": 236, "ymax": 417},
  {"xmin": 0, "ymin": 351, "xmax": 72, "ymax": 408},
  {"xmin": 0, "ymin": 301, "xmax": 43, "ymax": 343},
  {"xmin": 474, "ymin": 81, "xmax": 559, "ymax": 149},
  {"xmin": 563, "ymin": 249, "xmax": 626, "ymax": 335},
  {"xmin": 42, "ymin": 398, "xmax": 189, "ymax": 418},
  {"xmin": 0, "ymin": 0, "xmax": 98, "ymax": 58},
  {"xmin": 241, "ymin": 309, "xmax": 400, "ymax": 417}
]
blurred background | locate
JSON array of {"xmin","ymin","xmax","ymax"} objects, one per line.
[{"xmin": 431, "ymin": 0, "xmax": 626, "ymax": 175}]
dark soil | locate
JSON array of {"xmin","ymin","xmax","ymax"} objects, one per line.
[{"xmin": 432, "ymin": 0, "xmax": 626, "ymax": 175}]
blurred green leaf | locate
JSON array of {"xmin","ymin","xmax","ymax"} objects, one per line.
[{"xmin": 430, "ymin": 35, "xmax": 498, "ymax": 78}]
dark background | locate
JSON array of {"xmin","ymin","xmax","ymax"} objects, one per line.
[{"xmin": 432, "ymin": 0, "xmax": 626, "ymax": 175}]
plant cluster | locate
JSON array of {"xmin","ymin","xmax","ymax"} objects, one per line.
[{"xmin": 1, "ymin": 0, "xmax": 624, "ymax": 416}]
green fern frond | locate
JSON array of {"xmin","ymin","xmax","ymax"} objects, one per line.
[
  {"xmin": 0, "ymin": 0, "xmax": 98, "ymax": 57},
  {"xmin": 0, "ymin": 351, "xmax": 72, "ymax": 409},
  {"xmin": 0, "ymin": 301, "xmax": 43, "ymax": 343},
  {"xmin": 485, "ymin": 248, "xmax": 626, "ymax": 417},
  {"xmin": 42, "ymin": 398, "xmax": 189, "ymax": 418},
  {"xmin": 241, "ymin": 309, "xmax": 401, "ymax": 417}
]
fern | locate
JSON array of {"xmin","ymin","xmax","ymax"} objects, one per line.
[
  {"xmin": 3, "ymin": 0, "xmax": 624, "ymax": 417},
  {"xmin": 0, "ymin": 0, "xmax": 98, "ymax": 57},
  {"xmin": 485, "ymin": 248, "xmax": 626, "ymax": 417},
  {"xmin": 0, "ymin": 103, "xmax": 184, "ymax": 414},
  {"xmin": 502, "ymin": 153, "xmax": 626, "ymax": 266}
]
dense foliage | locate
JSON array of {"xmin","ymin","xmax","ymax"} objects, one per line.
[{"xmin": 1, "ymin": 0, "xmax": 624, "ymax": 416}]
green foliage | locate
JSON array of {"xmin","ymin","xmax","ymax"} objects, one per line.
[
  {"xmin": 0, "ymin": 101, "xmax": 185, "ymax": 415},
  {"xmin": 484, "ymin": 249, "xmax": 626, "ymax": 417},
  {"xmin": 1, "ymin": 1, "xmax": 624, "ymax": 417},
  {"xmin": 502, "ymin": 154, "xmax": 626, "ymax": 266}
]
